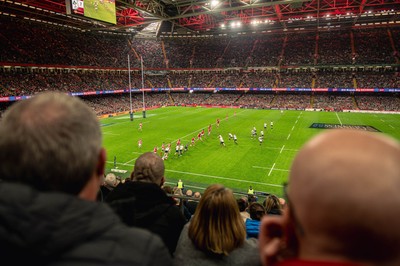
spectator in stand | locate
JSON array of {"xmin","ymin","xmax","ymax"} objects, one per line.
[
  {"xmin": 262, "ymin": 194, "xmax": 283, "ymax": 215},
  {"xmin": 162, "ymin": 185, "xmax": 174, "ymax": 195},
  {"xmin": 105, "ymin": 152, "xmax": 187, "ymax": 256},
  {"xmin": 0, "ymin": 91, "xmax": 171, "ymax": 265},
  {"xmin": 184, "ymin": 189, "xmax": 199, "ymax": 216},
  {"xmin": 185, "ymin": 191, "xmax": 201, "ymax": 216},
  {"xmin": 96, "ymin": 172, "xmax": 118, "ymax": 201},
  {"xmin": 259, "ymin": 129, "xmax": 400, "ymax": 266},
  {"xmin": 237, "ymin": 197, "xmax": 250, "ymax": 223},
  {"xmin": 245, "ymin": 202, "xmax": 266, "ymax": 239},
  {"xmin": 174, "ymin": 184, "xmax": 260, "ymax": 265},
  {"xmin": 317, "ymin": 31, "xmax": 352, "ymax": 65}
]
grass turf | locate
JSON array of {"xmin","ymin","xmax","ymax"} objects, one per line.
[{"xmin": 102, "ymin": 106, "xmax": 400, "ymax": 198}]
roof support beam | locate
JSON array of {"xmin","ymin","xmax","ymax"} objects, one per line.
[{"xmin": 162, "ymin": 0, "xmax": 311, "ymax": 21}]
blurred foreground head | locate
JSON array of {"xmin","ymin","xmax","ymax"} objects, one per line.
[
  {"xmin": 260, "ymin": 129, "xmax": 400, "ymax": 266},
  {"xmin": 0, "ymin": 92, "xmax": 105, "ymax": 198}
]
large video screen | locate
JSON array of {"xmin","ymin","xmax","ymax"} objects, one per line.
[{"xmin": 66, "ymin": 0, "xmax": 117, "ymax": 25}]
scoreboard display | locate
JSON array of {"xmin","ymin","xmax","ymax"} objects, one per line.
[{"xmin": 66, "ymin": 0, "xmax": 117, "ymax": 25}]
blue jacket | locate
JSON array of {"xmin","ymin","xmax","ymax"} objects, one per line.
[{"xmin": 245, "ymin": 218, "xmax": 261, "ymax": 239}]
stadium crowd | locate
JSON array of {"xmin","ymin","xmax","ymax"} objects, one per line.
[
  {"xmin": 1, "ymin": 15, "xmax": 399, "ymax": 116},
  {"xmin": 1, "ymin": 16, "xmax": 399, "ymax": 68},
  {"xmin": 1, "ymin": 68, "xmax": 398, "ymax": 95}
]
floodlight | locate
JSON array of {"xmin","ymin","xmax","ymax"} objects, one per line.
[{"xmin": 210, "ymin": 0, "xmax": 219, "ymax": 8}]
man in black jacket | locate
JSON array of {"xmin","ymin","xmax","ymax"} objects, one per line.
[
  {"xmin": 106, "ymin": 152, "xmax": 187, "ymax": 256},
  {"xmin": 0, "ymin": 92, "xmax": 171, "ymax": 265}
]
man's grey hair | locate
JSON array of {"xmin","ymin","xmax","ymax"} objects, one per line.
[
  {"xmin": 131, "ymin": 152, "xmax": 165, "ymax": 186},
  {"xmin": 0, "ymin": 92, "xmax": 102, "ymax": 195}
]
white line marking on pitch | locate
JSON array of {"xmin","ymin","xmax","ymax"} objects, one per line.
[
  {"xmin": 291, "ymin": 126, "xmax": 295, "ymax": 131},
  {"xmin": 123, "ymin": 157, "xmax": 137, "ymax": 165},
  {"xmin": 295, "ymin": 120, "xmax": 298, "ymax": 124},
  {"xmin": 252, "ymin": 166, "xmax": 289, "ymax": 172},
  {"xmin": 268, "ymin": 163, "xmax": 276, "ymax": 176},
  {"xmin": 280, "ymin": 145, "xmax": 285, "ymax": 153},
  {"xmin": 165, "ymin": 169, "xmax": 284, "ymax": 188},
  {"xmin": 284, "ymin": 148, "xmax": 299, "ymax": 151},
  {"xmin": 107, "ymin": 161, "xmax": 286, "ymax": 189},
  {"xmin": 380, "ymin": 119, "xmax": 385, "ymax": 122},
  {"xmin": 102, "ymin": 132, "xmax": 120, "ymax": 135},
  {"xmin": 287, "ymin": 133, "xmax": 291, "ymax": 140},
  {"xmin": 336, "ymin": 112, "xmax": 342, "ymax": 125},
  {"xmin": 389, "ymin": 125, "xmax": 394, "ymax": 129}
]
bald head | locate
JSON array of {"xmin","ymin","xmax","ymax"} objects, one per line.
[
  {"xmin": 131, "ymin": 152, "xmax": 165, "ymax": 186},
  {"xmin": 288, "ymin": 129, "xmax": 400, "ymax": 263}
]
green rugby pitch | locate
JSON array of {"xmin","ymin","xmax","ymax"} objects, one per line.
[{"xmin": 101, "ymin": 107, "xmax": 400, "ymax": 197}]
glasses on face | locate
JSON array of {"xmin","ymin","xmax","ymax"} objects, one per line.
[{"xmin": 283, "ymin": 182, "xmax": 305, "ymax": 236}]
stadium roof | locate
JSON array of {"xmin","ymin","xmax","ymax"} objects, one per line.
[{"xmin": 1, "ymin": 0, "xmax": 399, "ymax": 36}]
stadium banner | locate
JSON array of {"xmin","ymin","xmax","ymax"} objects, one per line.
[
  {"xmin": 151, "ymin": 88, "xmax": 170, "ymax": 92},
  {"xmin": 6, "ymin": 96, "xmax": 32, "ymax": 101},
  {"xmin": 2, "ymin": 87, "xmax": 400, "ymax": 103},
  {"xmin": 69, "ymin": 92, "xmax": 84, "ymax": 96},
  {"xmin": 306, "ymin": 108, "xmax": 323, "ymax": 111},
  {"xmin": 128, "ymin": 88, "xmax": 141, "ymax": 92},
  {"xmin": 190, "ymin": 88, "xmax": 215, "ymax": 91},
  {"xmin": 356, "ymin": 88, "xmax": 400, "ymax": 93},
  {"xmin": 309, "ymin": 123, "xmax": 381, "ymax": 132},
  {"xmin": 0, "ymin": 97, "xmax": 11, "ymax": 102},
  {"xmin": 250, "ymin": 88, "xmax": 273, "ymax": 91},
  {"xmin": 329, "ymin": 88, "xmax": 356, "ymax": 92},
  {"xmin": 84, "ymin": 91, "xmax": 97, "ymax": 95},
  {"xmin": 345, "ymin": 110, "xmax": 400, "ymax": 114},
  {"xmin": 215, "ymin": 88, "xmax": 238, "ymax": 91},
  {"xmin": 102, "ymin": 90, "xmax": 116, "ymax": 94}
]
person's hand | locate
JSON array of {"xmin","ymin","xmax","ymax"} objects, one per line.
[{"xmin": 259, "ymin": 211, "xmax": 298, "ymax": 265}]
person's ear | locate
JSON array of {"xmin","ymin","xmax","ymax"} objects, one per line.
[
  {"xmin": 259, "ymin": 207, "xmax": 299, "ymax": 266},
  {"xmin": 160, "ymin": 176, "xmax": 165, "ymax": 187},
  {"xmin": 79, "ymin": 148, "xmax": 107, "ymax": 201},
  {"xmin": 259, "ymin": 215, "xmax": 286, "ymax": 266}
]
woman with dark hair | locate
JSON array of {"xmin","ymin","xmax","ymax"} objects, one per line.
[
  {"xmin": 173, "ymin": 184, "xmax": 260, "ymax": 266},
  {"xmin": 245, "ymin": 202, "xmax": 266, "ymax": 239}
]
